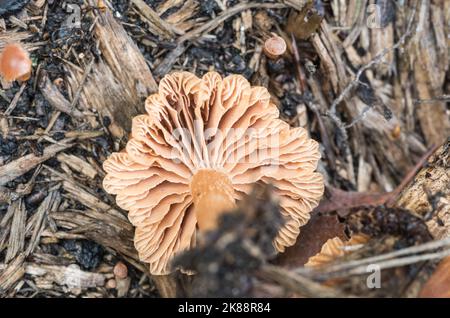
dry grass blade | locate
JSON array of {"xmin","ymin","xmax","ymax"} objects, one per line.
[
  {"xmin": 260, "ymin": 264, "xmax": 348, "ymax": 298},
  {"xmin": 295, "ymin": 237, "xmax": 450, "ymax": 278}
]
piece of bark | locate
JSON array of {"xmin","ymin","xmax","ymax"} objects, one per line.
[
  {"xmin": 25, "ymin": 191, "xmax": 59, "ymax": 256},
  {"xmin": 163, "ymin": 0, "xmax": 199, "ymax": 33},
  {"xmin": 0, "ymin": 255, "xmax": 25, "ymax": 292},
  {"xmin": 25, "ymin": 263, "xmax": 105, "ymax": 290},
  {"xmin": 395, "ymin": 139, "xmax": 450, "ymax": 239},
  {"xmin": 5, "ymin": 200, "xmax": 26, "ymax": 263},
  {"xmin": 66, "ymin": 3, "xmax": 158, "ymax": 139},
  {"xmin": 49, "ymin": 209, "xmax": 139, "ymax": 265},
  {"xmin": 0, "ymin": 139, "xmax": 74, "ymax": 186},
  {"xmin": 56, "ymin": 153, "xmax": 97, "ymax": 179},
  {"xmin": 62, "ymin": 179, "xmax": 126, "ymax": 221}
]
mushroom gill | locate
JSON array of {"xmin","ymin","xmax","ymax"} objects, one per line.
[{"xmin": 103, "ymin": 71, "xmax": 324, "ymax": 274}]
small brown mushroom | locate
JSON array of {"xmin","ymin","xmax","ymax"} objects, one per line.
[
  {"xmin": 0, "ymin": 43, "xmax": 32, "ymax": 82},
  {"xmin": 106, "ymin": 279, "xmax": 117, "ymax": 289},
  {"xmin": 103, "ymin": 71, "xmax": 324, "ymax": 274},
  {"xmin": 113, "ymin": 261, "xmax": 128, "ymax": 279},
  {"xmin": 263, "ymin": 34, "xmax": 287, "ymax": 60}
]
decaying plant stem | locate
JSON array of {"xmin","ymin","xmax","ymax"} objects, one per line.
[{"xmin": 152, "ymin": 273, "xmax": 191, "ymax": 298}]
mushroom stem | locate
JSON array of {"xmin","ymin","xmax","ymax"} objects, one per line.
[{"xmin": 190, "ymin": 169, "xmax": 236, "ymax": 231}]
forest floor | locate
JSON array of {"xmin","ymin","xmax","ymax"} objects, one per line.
[{"xmin": 0, "ymin": 0, "xmax": 449, "ymax": 298}]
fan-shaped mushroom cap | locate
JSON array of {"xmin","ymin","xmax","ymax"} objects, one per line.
[
  {"xmin": 0, "ymin": 43, "xmax": 32, "ymax": 82},
  {"xmin": 103, "ymin": 71, "xmax": 324, "ymax": 274}
]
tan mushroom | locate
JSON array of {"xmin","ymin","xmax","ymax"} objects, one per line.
[
  {"xmin": 263, "ymin": 34, "xmax": 287, "ymax": 60},
  {"xmin": 103, "ymin": 71, "xmax": 324, "ymax": 274},
  {"xmin": 305, "ymin": 234, "xmax": 369, "ymax": 268},
  {"xmin": 0, "ymin": 43, "xmax": 32, "ymax": 82}
]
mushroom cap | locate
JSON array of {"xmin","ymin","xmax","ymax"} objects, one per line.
[
  {"xmin": 103, "ymin": 71, "xmax": 324, "ymax": 274},
  {"xmin": 0, "ymin": 43, "xmax": 32, "ymax": 82},
  {"xmin": 263, "ymin": 35, "xmax": 287, "ymax": 59},
  {"xmin": 305, "ymin": 234, "xmax": 369, "ymax": 268}
]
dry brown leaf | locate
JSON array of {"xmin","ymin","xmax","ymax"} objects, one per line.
[
  {"xmin": 420, "ymin": 256, "xmax": 450, "ymax": 298},
  {"xmin": 274, "ymin": 213, "xmax": 346, "ymax": 268}
]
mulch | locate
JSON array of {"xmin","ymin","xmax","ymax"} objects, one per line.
[{"xmin": 0, "ymin": 0, "xmax": 449, "ymax": 298}]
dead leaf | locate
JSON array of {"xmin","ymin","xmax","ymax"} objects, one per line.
[
  {"xmin": 314, "ymin": 186, "xmax": 391, "ymax": 216},
  {"xmin": 420, "ymin": 256, "xmax": 450, "ymax": 298},
  {"xmin": 274, "ymin": 213, "xmax": 346, "ymax": 268}
]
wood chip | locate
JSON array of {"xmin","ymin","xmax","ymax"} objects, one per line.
[
  {"xmin": 0, "ymin": 139, "xmax": 74, "ymax": 186},
  {"xmin": 39, "ymin": 74, "xmax": 85, "ymax": 119},
  {"xmin": 57, "ymin": 153, "xmax": 98, "ymax": 179},
  {"xmin": 25, "ymin": 263, "xmax": 105, "ymax": 289},
  {"xmin": 5, "ymin": 200, "xmax": 26, "ymax": 263}
]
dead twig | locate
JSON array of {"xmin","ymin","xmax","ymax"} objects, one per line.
[
  {"xmin": 39, "ymin": 74, "xmax": 85, "ymax": 119},
  {"xmin": 69, "ymin": 57, "xmax": 95, "ymax": 111},
  {"xmin": 260, "ymin": 264, "xmax": 350, "ymax": 297},
  {"xmin": 4, "ymin": 83, "xmax": 26, "ymax": 116}
]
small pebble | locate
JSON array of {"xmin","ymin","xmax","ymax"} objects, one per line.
[
  {"xmin": 52, "ymin": 131, "xmax": 65, "ymax": 141},
  {"xmin": 102, "ymin": 115, "xmax": 111, "ymax": 127}
]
